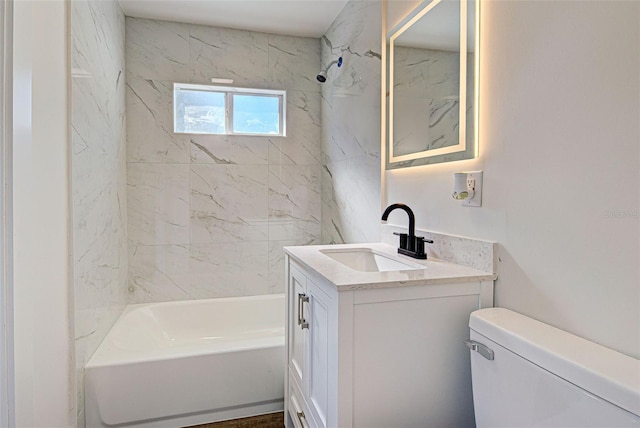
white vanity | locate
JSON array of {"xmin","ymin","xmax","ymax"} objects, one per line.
[{"xmin": 284, "ymin": 237, "xmax": 497, "ymax": 428}]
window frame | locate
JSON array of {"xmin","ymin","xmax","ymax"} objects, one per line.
[{"xmin": 173, "ymin": 83, "xmax": 286, "ymax": 137}]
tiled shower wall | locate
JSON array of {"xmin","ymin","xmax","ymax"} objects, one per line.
[
  {"xmin": 320, "ymin": 1, "xmax": 382, "ymax": 244},
  {"xmin": 390, "ymin": 45, "xmax": 475, "ymax": 167},
  {"xmin": 393, "ymin": 46, "xmax": 460, "ymax": 155},
  {"xmin": 126, "ymin": 18, "xmax": 321, "ymax": 302},
  {"xmin": 71, "ymin": 0, "xmax": 127, "ymax": 424}
]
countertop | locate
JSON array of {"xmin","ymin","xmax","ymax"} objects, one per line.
[{"xmin": 284, "ymin": 243, "xmax": 497, "ymax": 291}]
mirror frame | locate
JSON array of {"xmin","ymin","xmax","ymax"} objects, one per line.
[{"xmin": 386, "ymin": 0, "xmax": 480, "ymax": 169}]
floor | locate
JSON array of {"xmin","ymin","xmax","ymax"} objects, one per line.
[{"xmin": 189, "ymin": 412, "xmax": 284, "ymax": 428}]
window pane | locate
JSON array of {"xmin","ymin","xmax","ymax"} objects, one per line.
[
  {"xmin": 232, "ymin": 94, "xmax": 280, "ymax": 135},
  {"xmin": 175, "ymin": 88, "xmax": 225, "ymax": 134}
]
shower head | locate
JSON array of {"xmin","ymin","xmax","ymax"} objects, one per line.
[
  {"xmin": 316, "ymin": 70, "xmax": 328, "ymax": 82},
  {"xmin": 316, "ymin": 56, "xmax": 343, "ymax": 83}
]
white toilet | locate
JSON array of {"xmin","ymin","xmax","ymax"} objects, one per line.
[{"xmin": 468, "ymin": 308, "xmax": 640, "ymax": 427}]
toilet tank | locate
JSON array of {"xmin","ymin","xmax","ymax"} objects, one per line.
[{"xmin": 468, "ymin": 308, "xmax": 640, "ymax": 428}]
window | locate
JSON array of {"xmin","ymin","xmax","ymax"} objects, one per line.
[{"xmin": 174, "ymin": 83, "xmax": 286, "ymax": 136}]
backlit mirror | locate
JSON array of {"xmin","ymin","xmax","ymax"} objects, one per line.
[{"xmin": 386, "ymin": 0, "xmax": 478, "ymax": 169}]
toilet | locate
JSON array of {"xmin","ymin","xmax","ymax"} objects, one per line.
[{"xmin": 467, "ymin": 308, "xmax": 640, "ymax": 427}]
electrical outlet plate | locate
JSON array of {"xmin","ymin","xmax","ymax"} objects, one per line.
[{"xmin": 462, "ymin": 171, "xmax": 483, "ymax": 207}]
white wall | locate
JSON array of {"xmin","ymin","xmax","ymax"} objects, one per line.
[
  {"xmin": 0, "ymin": 0, "xmax": 12, "ymax": 425},
  {"xmin": 12, "ymin": 0, "xmax": 74, "ymax": 426},
  {"xmin": 385, "ymin": 0, "xmax": 640, "ymax": 358}
]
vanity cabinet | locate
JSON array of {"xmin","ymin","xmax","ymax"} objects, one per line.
[
  {"xmin": 284, "ymin": 251, "xmax": 495, "ymax": 428},
  {"xmin": 287, "ymin": 262, "xmax": 336, "ymax": 428}
]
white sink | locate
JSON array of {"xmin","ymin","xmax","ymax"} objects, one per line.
[{"xmin": 319, "ymin": 248, "xmax": 426, "ymax": 272}]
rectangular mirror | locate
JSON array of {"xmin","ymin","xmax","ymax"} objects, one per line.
[{"xmin": 386, "ymin": 0, "xmax": 479, "ymax": 169}]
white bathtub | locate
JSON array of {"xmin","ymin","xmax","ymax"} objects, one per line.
[{"xmin": 85, "ymin": 294, "xmax": 285, "ymax": 428}]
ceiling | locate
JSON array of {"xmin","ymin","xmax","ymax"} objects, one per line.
[{"xmin": 118, "ymin": 0, "xmax": 350, "ymax": 38}]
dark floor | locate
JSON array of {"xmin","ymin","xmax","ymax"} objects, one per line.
[{"xmin": 189, "ymin": 412, "xmax": 284, "ymax": 428}]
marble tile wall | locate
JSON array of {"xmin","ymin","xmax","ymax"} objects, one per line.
[
  {"xmin": 320, "ymin": 1, "xmax": 383, "ymax": 244},
  {"xmin": 381, "ymin": 225, "xmax": 497, "ymax": 274},
  {"xmin": 393, "ymin": 46, "xmax": 460, "ymax": 155},
  {"xmin": 126, "ymin": 18, "xmax": 321, "ymax": 303},
  {"xmin": 71, "ymin": 0, "xmax": 127, "ymax": 425},
  {"xmin": 388, "ymin": 46, "xmax": 475, "ymax": 168}
]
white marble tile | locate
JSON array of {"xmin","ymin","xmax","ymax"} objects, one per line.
[
  {"xmin": 387, "ymin": 50, "xmax": 475, "ymax": 169},
  {"xmin": 74, "ymin": 305, "xmax": 124, "ymax": 364},
  {"xmin": 126, "ymin": 77, "xmax": 190, "ymax": 163},
  {"xmin": 320, "ymin": 0, "xmax": 382, "ymax": 245},
  {"xmin": 73, "ymin": 1, "xmax": 125, "ymax": 94},
  {"xmin": 126, "ymin": 17, "xmax": 191, "ymax": 82},
  {"xmin": 72, "ymin": 117, "xmax": 124, "ymax": 228},
  {"xmin": 320, "ymin": 1, "xmax": 382, "ymax": 99},
  {"xmin": 268, "ymin": 238, "xmax": 320, "ymax": 293},
  {"xmin": 392, "ymin": 46, "xmax": 460, "ymax": 155},
  {"xmin": 427, "ymin": 50, "xmax": 460, "ymax": 99},
  {"xmin": 268, "ymin": 34, "xmax": 321, "ymax": 92},
  {"xmin": 320, "ymin": 161, "xmax": 344, "ymax": 244},
  {"xmin": 393, "ymin": 47, "xmax": 459, "ymax": 100},
  {"xmin": 392, "ymin": 96, "xmax": 431, "ymax": 156},
  {"xmin": 74, "ymin": 304, "xmax": 124, "ymax": 428},
  {"xmin": 320, "ymin": 79, "xmax": 380, "ymax": 163},
  {"xmin": 322, "ymin": 157, "xmax": 381, "ymax": 244},
  {"xmin": 72, "ymin": 0, "xmax": 127, "ymax": 425},
  {"xmin": 268, "ymin": 165, "xmax": 321, "ymax": 218},
  {"xmin": 72, "ymin": 81, "xmax": 123, "ymax": 172},
  {"xmin": 268, "ymin": 165, "xmax": 321, "ymax": 241},
  {"xmin": 322, "ymin": 1, "xmax": 382, "ymax": 56},
  {"xmin": 124, "ymin": 18, "xmax": 326, "ymax": 305},
  {"xmin": 393, "ymin": 97, "xmax": 459, "ymax": 155},
  {"xmin": 190, "ymin": 242, "xmax": 269, "ymax": 297},
  {"xmin": 128, "ymin": 244, "xmax": 191, "ymax": 303},
  {"xmin": 127, "ymin": 163, "xmax": 190, "ymax": 245},
  {"xmin": 392, "ymin": 46, "xmax": 431, "ymax": 99},
  {"xmin": 381, "ymin": 225, "xmax": 497, "ymax": 274},
  {"xmin": 320, "ymin": 158, "xmax": 381, "ymax": 245},
  {"xmin": 72, "ymin": 73, "xmax": 124, "ymax": 170},
  {"xmin": 74, "ymin": 237, "xmax": 127, "ymax": 326},
  {"xmin": 190, "ymin": 134, "xmax": 268, "ymax": 165},
  {"xmin": 190, "ymin": 164, "xmax": 269, "ymax": 243},
  {"xmin": 190, "ymin": 24, "xmax": 269, "ymax": 87},
  {"xmin": 320, "ymin": 21, "xmax": 381, "ymax": 164},
  {"xmin": 270, "ymin": 219, "xmax": 322, "ymax": 243},
  {"xmin": 269, "ymin": 90, "xmax": 321, "ymax": 165},
  {"xmin": 74, "ymin": 178, "xmax": 126, "ymax": 303}
]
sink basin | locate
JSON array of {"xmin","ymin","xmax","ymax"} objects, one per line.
[{"xmin": 319, "ymin": 248, "xmax": 425, "ymax": 272}]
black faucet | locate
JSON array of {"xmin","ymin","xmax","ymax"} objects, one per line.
[{"xmin": 381, "ymin": 203, "xmax": 433, "ymax": 259}]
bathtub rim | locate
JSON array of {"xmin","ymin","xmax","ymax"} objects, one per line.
[{"xmin": 85, "ymin": 293, "xmax": 285, "ymax": 368}]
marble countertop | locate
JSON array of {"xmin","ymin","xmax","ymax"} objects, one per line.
[{"xmin": 284, "ymin": 243, "xmax": 497, "ymax": 291}]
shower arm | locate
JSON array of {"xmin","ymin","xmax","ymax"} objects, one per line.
[{"xmin": 321, "ymin": 59, "xmax": 339, "ymax": 74}]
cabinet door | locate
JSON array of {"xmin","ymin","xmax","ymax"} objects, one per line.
[
  {"xmin": 289, "ymin": 376, "xmax": 311, "ymax": 428},
  {"xmin": 306, "ymin": 278, "xmax": 331, "ymax": 428},
  {"xmin": 289, "ymin": 265, "xmax": 308, "ymax": 385}
]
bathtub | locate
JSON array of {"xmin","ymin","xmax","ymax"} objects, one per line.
[{"xmin": 85, "ymin": 294, "xmax": 285, "ymax": 428}]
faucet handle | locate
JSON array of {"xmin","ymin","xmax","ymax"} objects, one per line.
[
  {"xmin": 415, "ymin": 236, "xmax": 434, "ymax": 258},
  {"xmin": 393, "ymin": 232, "xmax": 408, "ymax": 250},
  {"xmin": 417, "ymin": 236, "xmax": 434, "ymax": 244}
]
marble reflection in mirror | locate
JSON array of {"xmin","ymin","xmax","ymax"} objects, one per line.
[{"xmin": 387, "ymin": 0, "xmax": 478, "ymax": 169}]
